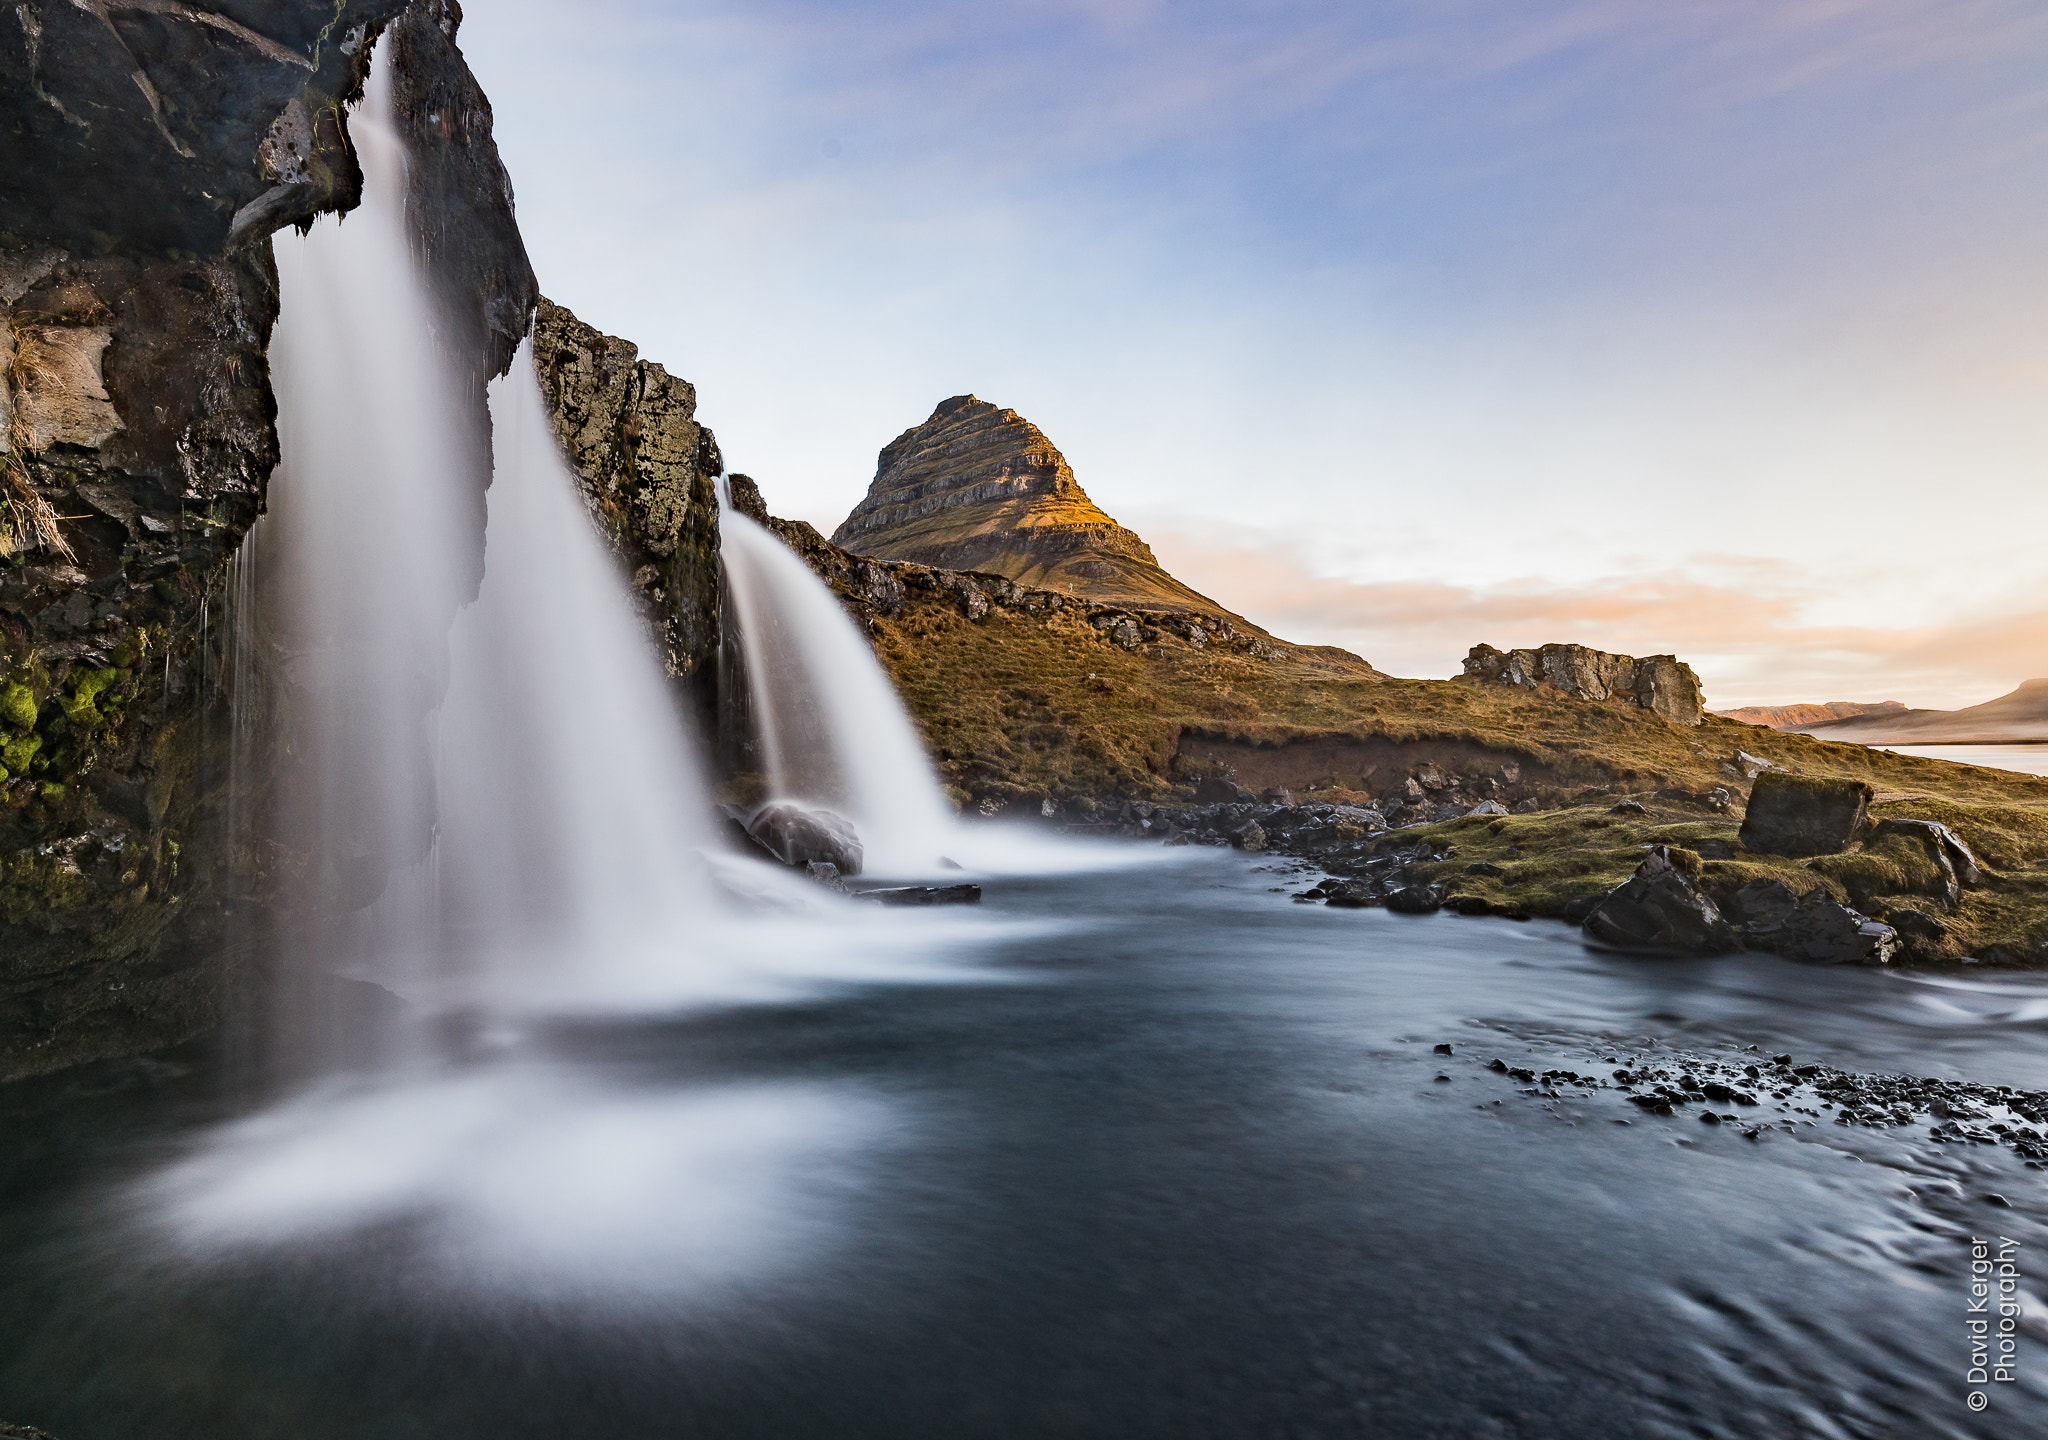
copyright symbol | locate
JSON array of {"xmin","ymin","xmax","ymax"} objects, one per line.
[{"xmin": 1968, "ymin": 1390, "xmax": 1988, "ymax": 1411}]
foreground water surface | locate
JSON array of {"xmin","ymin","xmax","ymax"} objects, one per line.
[{"xmin": 2, "ymin": 846, "xmax": 2044, "ymax": 1439}]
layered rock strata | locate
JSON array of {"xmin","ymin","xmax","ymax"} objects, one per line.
[
  {"xmin": 0, "ymin": 4, "xmax": 532, "ymax": 1078},
  {"xmin": 532, "ymin": 297, "xmax": 722, "ymax": 715},
  {"xmin": 1461, "ymin": 643, "xmax": 1704, "ymax": 726},
  {"xmin": 830, "ymin": 394, "xmax": 1246, "ymax": 620}
]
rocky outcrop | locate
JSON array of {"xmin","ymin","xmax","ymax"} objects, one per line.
[
  {"xmin": 1582, "ymin": 847, "xmax": 1740, "ymax": 953},
  {"xmin": 532, "ymin": 297, "xmax": 721, "ymax": 713},
  {"xmin": 1724, "ymin": 880, "xmax": 1899, "ymax": 965},
  {"xmin": 830, "ymin": 394, "xmax": 1250, "ymax": 620},
  {"xmin": 0, "ymin": 6, "xmax": 533, "ymax": 1078},
  {"xmin": 1737, "ymin": 772, "xmax": 1872, "ymax": 857},
  {"xmin": 1461, "ymin": 643, "xmax": 1703, "ymax": 726},
  {"xmin": 1, "ymin": 2, "xmax": 410, "ymax": 255}
]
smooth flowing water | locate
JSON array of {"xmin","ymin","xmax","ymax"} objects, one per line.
[
  {"xmin": 1, "ymin": 851, "xmax": 2042, "ymax": 1439},
  {"xmin": 258, "ymin": 46, "xmax": 753, "ymax": 1049},
  {"xmin": 261, "ymin": 55, "xmax": 474, "ymax": 1019},
  {"xmin": 717, "ymin": 492, "xmax": 957, "ymax": 874}
]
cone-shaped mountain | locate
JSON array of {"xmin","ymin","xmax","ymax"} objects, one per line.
[{"xmin": 831, "ymin": 395, "xmax": 1235, "ymax": 617}]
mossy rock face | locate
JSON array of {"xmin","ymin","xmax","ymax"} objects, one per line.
[
  {"xmin": 1738, "ymin": 772, "xmax": 1873, "ymax": 857},
  {"xmin": 1, "ymin": 679, "xmax": 38, "ymax": 731}
]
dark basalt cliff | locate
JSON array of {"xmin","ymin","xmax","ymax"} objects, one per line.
[
  {"xmin": 831, "ymin": 394, "xmax": 1247, "ymax": 621},
  {"xmin": 0, "ymin": 2, "xmax": 532, "ymax": 1078}
]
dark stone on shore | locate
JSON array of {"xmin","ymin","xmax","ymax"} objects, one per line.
[
  {"xmin": 1386, "ymin": 884, "xmax": 1444, "ymax": 915},
  {"xmin": 1738, "ymin": 772, "xmax": 1873, "ymax": 857},
  {"xmin": 744, "ymin": 803, "xmax": 865, "ymax": 875},
  {"xmin": 1583, "ymin": 847, "xmax": 1739, "ymax": 953},
  {"xmin": 853, "ymin": 884, "xmax": 982, "ymax": 906},
  {"xmin": 1727, "ymin": 880, "xmax": 1899, "ymax": 965},
  {"xmin": 1324, "ymin": 879, "xmax": 1373, "ymax": 908}
]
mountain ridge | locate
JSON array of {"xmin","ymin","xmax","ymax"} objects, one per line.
[
  {"xmin": 1791, "ymin": 680, "xmax": 2048, "ymax": 743},
  {"xmin": 1715, "ymin": 701, "xmax": 1907, "ymax": 731},
  {"xmin": 831, "ymin": 394, "xmax": 1252, "ymax": 623}
]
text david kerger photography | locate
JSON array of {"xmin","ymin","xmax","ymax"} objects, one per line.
[{"xmin": 1967, "ymin": 1236, "xmax": 2022, "ymax": 1412}]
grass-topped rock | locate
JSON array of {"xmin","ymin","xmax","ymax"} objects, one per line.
[{"xmin": 1738, "ymin": 771, "xmax": 1873, "ymax": 856}]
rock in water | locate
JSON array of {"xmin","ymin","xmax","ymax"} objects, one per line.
[
  {"xmin": 830, "ymin": 395, "xmax": 1242, "ymax": 619},
  {"xmin": 745, "ymin": 803, "xmax": 865, "ymax": 875},
  {"xmin": 1233, "ymin": 821, "xmax": 1268, "ymax": 853},
  {"xmin": 1386, "ymin": 884, "xmax": 1445, "ymax": 915},
  {"xmin": 1738, "ymin": 772, "xmax": 1872, "ymax": 856},
  {"xmin": 853, "ymin": 884, "xmax": 983, "ymax": 906},
  {"xmin": 1583, "ymin": 847, "xmax": 1739, "ymax": 953}
]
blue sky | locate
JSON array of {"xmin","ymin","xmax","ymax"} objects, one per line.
[{"xmin": 458, "ymin": 0, "xmax": 2048, "ymax": 707}]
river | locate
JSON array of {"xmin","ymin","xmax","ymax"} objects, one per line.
[{"xmin": 1, "ymin": 845, "xmax": 2042, "ymax": 1438}]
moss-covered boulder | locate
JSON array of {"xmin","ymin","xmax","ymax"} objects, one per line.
[{"xmin": 1738, "ymin": 772, "xmax": 1873, "ymax": 857}]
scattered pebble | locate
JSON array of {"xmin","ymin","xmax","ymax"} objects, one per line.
[{"xmin": 1466, "ymin": 1038, "xmax": 2048, "ymax": 1166}]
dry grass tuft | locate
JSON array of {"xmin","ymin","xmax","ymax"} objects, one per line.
[{"xmin": 1, "ymin": 325, "xmax": 78, "ymax": 563}]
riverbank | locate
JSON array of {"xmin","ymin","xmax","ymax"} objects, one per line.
[{"xmin": 1056, "ymin": 786, "xmax": 2048, "ymax": 966}]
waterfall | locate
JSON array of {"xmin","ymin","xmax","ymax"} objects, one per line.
[
  {"xmin": 716, "ymin": 495, "xmax": 958, "ymax": 876},
  {"xmin": 263, "ymin": 53, "xmax": 475, "ymax": 1052},
  {"xmin": 262, "ymin": 46, "xmax": 724, "ymax": 1049}
]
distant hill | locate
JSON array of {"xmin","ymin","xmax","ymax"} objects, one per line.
[
  {"xmin": 1714, "ymin": 700, "xmax": 1907, "ymax": 731},
  {"xmin": 1791, "ymin": 681, "xmax": 2048, "ymax": 743},
  {"xmin": 831, "ymin": 395, "xmax": 1248, "ymax": 621}
]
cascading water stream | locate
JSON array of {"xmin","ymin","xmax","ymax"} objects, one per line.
[
  {"xmin": 134, "ymin": 35, "xmax": 1155, "ymax": 1290},
  {"xmin": 261, "ymin": 46, "xmax": 730, "ymax": 1045},
  {"xmin": 716, "ymin": 491, "xmax": 958, "ymax": 876},
  {"xmin": 262, "ymin": 53, "xmax": 476, "ymax": 1051}
]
